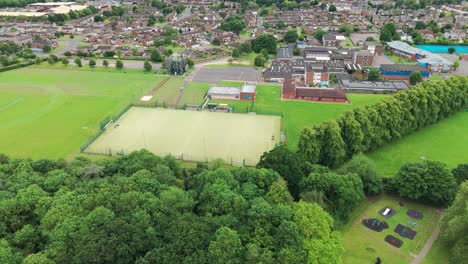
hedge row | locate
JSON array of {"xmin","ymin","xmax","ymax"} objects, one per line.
[
  {"xmin": 0, "ymin": 60, "xmax": 34, "ymax": 73},
  {"xmin": 297, "ymin": 76, "xmax": 468, "ymax": 167}
]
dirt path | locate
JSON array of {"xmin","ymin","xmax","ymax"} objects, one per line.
[{"xmin": 411, "ymin": 219, "xmax": 442, "ymax": 264}]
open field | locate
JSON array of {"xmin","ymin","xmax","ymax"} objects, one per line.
[
  {"xmin": 342, "ymin": 196, "xmax": 442, "ymax": 264},
  {"xmin": 0, "ymin": 68, "xmax": 162, "ymax": 159},
  {"xmin": 151, "ymin": 77, "xmax": 184, "ymax": 105},
  {"xmin": 178, "ymin": 82, "xmax": 210, "ymax": 106},
  {"xmin": 211, "ymin": 84, "xmax": 387, "ymax": 148},
  {"xmin": 86, "ymin": 107, "xmax": 281, "ymax": 166},
  {"xmin": 367, "ymin": 111, "xmax": 468, "ymax": 176}
]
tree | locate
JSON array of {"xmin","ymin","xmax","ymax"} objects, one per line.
[
  {"xmin": 276, "ymin": 20, "xmax": 286, "ymax": 29},
  {"xmin": 395, "ymin": 160, "xmax": 457, "ymax": 206},
  {"xmin": 219, "ymin": 16, "xmax": 246, "ymax": 34},
  {"xmin": 74, "ymin": 58, "xmax": 82, "ymax": 67},
  {"xmin": 103, "ymin": 60, "xmax": 109, "ymax": 67},
  {"xmin": 367, "ymin": 67, "xmax": 381, "ymax": 81},
  {"xmin": 318, "ymin": 121, "xmax": 346, "ymax": 167},
  {"xmin": 254, "ymin": 54, "xmax": 267, "ymax": 67},
  {"xmin": 441, "ymin": 182, "xmax": 468, "ymax": 264},
  {"xmin": 293, "ymin": 201, "xmax": 344, "ymax": 263},
  {"xmin": 448, "ymin": 47, "xmax": 455, "ymax": 54},
  {"xmin": 284, "ymin": 30, "xmax": 299, "ymax": 43},
  {"xmin": 43, "ymin": 45, "xmax": 51, "ymax": 53},
  {"xmin": 150, "ymin": 49, "xmax": 163, "ymax": 62},
  {"xmin": 232, "ymin": 48, "xmax": 240, "ymax": 58},
  {"xmin": 187, "ymin": 59, "xmax": 194, "ymax": 68},
  {"xmin": 208, "ymin": 227, "xmax": 242, "ymax": 263},
  {"xmin": 342, "ymin": 154, "xmax": 382, "ymax": 195},
  {"xmin": 116, "ymin": 59, "xmax": 123, "ymax": 69},
  {"xmin": 452, "ymin": 164, "xmax": 468, "ymax": 184},
  {"xmin": 35, "ymin": 57, "xmax": 43, "ymax": 64},
  {"xmin": 88, "ymin": 59, "xmax": 96, "ymax": 68},
  {"xmin": 453, "ymin": 60, "xmax": 460, "ymax": 70},
  {"xmin": 211, "ymin": 37, "xmax": 221, "ymax": 46},
  {"xmin": 260, "ymin": 48, "xmax": 269, "ymax": 59},
  {"xmin": 257, "ymin": 145, "xmax": 306, "ymax": 199},
  {"xmin": 61, "ymin": 57, "xmax": 69, "ymax": 65},
  {"xmin": 238, "ymin": 41, "xmax": 252, "ymax": 54},
  {"xmin": 300, "ymin": 171, "xmax": 364, "ymax": 224},
  {"xmin": 47, "ymin": 57, "xmax": 55, "ymax": 65},
  {"xmin": 144, "ymin": 60, "xmax": 152, "ymax": 71},
  {"xmin": 312, "ymin": 28, "xmax": 326, "ymax": 41},
  {"xmin": 252, "ymin": 34, "xmax": 277, "ymax": 54},
  {"xmin": 64, "ymin": 51, "xmax": 71, "ymax": 57},
  {"xmin": 409, "ymin": 71, "xmax": 423, "ymax": 85},
  {"xmin": 328, "ymin": 5, "xmax": 337, "ymax": 12}
]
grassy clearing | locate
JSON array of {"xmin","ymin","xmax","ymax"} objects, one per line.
[
  {"xmin": 421, "ymin": 236, "xmax": 449, "ymax": 264},
  {"xmin": 366, "ymin": 111, "xmax": 468, "ymax": 176},
  {"xmin": 178, "ymin": 82, "xmax": 210, "ymax": 106},
  {"xmin": 430, "ymin": 74, "xmax": 444, "ymax": 80},
  {"xmin": 342, "ymin": 196, "xmax": 442, "ymax": 264},
  {"xmin": 217, "ymin": 80, "xmax": 244, "ymax": 86},
  {"xmin": 150, "ymin": 77, "xmax": 184, "ymax": 105},
  {"xmin": 0, "ymin": 68, "xmax": 162, "ymax": 159}
]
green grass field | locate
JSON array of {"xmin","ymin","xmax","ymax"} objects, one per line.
[
  {"xmin": 151, "ymin": 77, "xmax": 184, "ymax": 105},
  {"xmin": 0, "ymin": 68, "xmax": 162, "ymax": 159},
  {"xmin": 178, "ymin": 82, "xmax": 210, "ymax": 106},
  {"xmin": 421, "ymin": 237, "xmax": 449, "ymax": 264},
  {"xmin": 342, "ymin": 196, "xmax": 442, "ymax": 264},
  {"xmin": 366, "ymin": 112, "xmax": 468, "ymax": 176}
]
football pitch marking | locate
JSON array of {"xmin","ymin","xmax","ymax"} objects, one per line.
[{"xmin": 0, "ymin": 98, "xmax": 24, "ymax": 112}]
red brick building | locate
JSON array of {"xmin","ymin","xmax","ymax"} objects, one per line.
[{"xmin": 282, "ymin": 79, "xmax": 348, "ymax": 103}]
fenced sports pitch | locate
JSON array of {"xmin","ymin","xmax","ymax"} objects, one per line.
[{"xmin": 85, "ymin": 107, "xmax": 281, "ymax": 166}]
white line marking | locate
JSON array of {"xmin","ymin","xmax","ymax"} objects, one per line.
[{"xmin": 0, "ymin": 98, "xmax": 24, "ymax": 111}]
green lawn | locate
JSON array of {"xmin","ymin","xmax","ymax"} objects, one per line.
[
  {"xmin": 208, "ymin": 85, "xmax": 386, "ymax": 148},
  {"xmin": 33, "ymin": 63, "xmax": 148, "ymax": 74},
  {"xmin": 421, "ymin": 236, "xmax": 449, "ymax": 264},
  {"xmin": 151, "ymin": 77, "xmax": 184, "ymax": 105},
  {"xmin": 366, "ymin": 111, "xmax": 468, "ymax": 176},
  {"xmin": 430, "ymin": 75, "xmax": 444, "ymax": 81},
  {"xmin": 342, "ymin": 196, "xmax": 443, "ymax": 264},
  {"xmin": 178, "ymin": 82, "xmax": 210, "ymax": 106},
  {"xmin": 0, "ymin": 67, "xmax": 163, "ymax": 159}
]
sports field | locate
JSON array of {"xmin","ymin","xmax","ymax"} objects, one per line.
[
  {"xmin": 86, "ymin": 107, "xmax": 281, "ymax": 166},
  {"xmin": 0, "ymin": 68, "xmax": 163, "ymax": 158},
  {"xmin": 366, "ymin": 111, "xmax": 468, "ymax": 176}
]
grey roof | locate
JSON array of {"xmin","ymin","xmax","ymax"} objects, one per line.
[
  {"xmin": 417, "ymin": 54, "xmax": 453, "ymax": 66},
  {"xmin": 207, "ymin": 86, "xmax": 241, "ymax": 96},
  {"xmin": 340, "ymin": 79, "xmax": 410, "ymax": 91},
  {"xmin": 276, "ymin": 47, "xmax": 292, "ymax": 59},
  {"xmin": 380, "ymin": 64, "xmax": 429, "ymax": 72},
  {"xmin": 241, "ymin": 84, "xmax": 256, "ymax": 93}
]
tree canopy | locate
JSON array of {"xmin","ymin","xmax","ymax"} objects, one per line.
[
  {"xmin": 0, "ymin": 150, "xmax": 343, "ymax": 263},
  {"xmin": 441, "ymin": 182, "xmax": 468, "ymax": 263},
  {"xmin": 394, "ymin": 160, "xmax": 457, "ymax": 206}
]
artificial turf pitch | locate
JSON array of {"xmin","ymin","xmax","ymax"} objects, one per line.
[{"xmin": 86, "ymin": 107, "xmax": 281, "ymax": 166}]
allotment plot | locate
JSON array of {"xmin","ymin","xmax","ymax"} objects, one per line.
[{"xmin": 86, "ymin": 107, "xmax": 281, "ymax": 166}]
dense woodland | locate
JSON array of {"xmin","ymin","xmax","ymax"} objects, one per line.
[{"xmin": 0, "ymin": 150, "xmax": 344, "ymax": 263}]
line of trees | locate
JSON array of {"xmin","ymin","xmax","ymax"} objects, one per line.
[{"xmin": 297, "ymin": 76, "xmax": 468, "ymax": 168}]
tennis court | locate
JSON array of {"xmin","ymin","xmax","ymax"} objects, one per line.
[{"xmin": 86, "ymin": 107, "xmax": 281, "ymax": 166}]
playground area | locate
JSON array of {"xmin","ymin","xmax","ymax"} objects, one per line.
[
  {"xmin": 85, "ymin": 107, "xmax": 281, "ymax": 166},
  {"xmin": 343, "ymin": 197, "xmax": 442, "ymax": 264}
]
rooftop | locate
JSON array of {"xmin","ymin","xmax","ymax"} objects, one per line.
[{"xmin": 380, "ymin": 64, "xmax": 429, "ymax": 72}]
